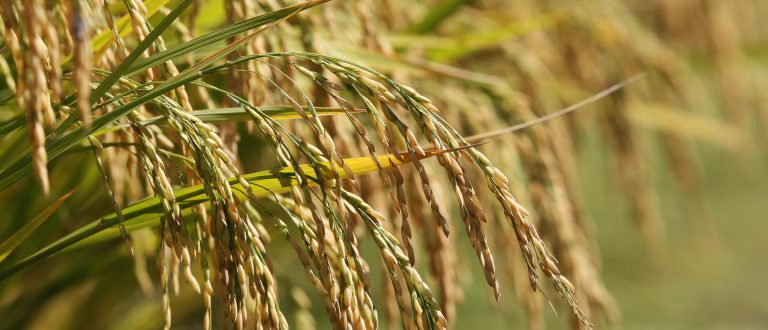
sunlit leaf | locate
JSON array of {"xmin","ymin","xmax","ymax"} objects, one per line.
[{"xmin": 0, "ymin": 149, "xmax": 452, "ymax": 280}]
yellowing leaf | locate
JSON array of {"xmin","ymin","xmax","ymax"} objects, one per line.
[{"xmin": 0, "ymin": 149, "xmax": 451, "ymax": 280}]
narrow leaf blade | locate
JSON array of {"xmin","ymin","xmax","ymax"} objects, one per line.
[{"xmin": 0, "ymin": 189, "xmax": 75, "ymax": 262}]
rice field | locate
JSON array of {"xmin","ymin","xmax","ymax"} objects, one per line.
[{"xmin": 0, "ymin": 0, "xmax": 766, "ymax": 329}]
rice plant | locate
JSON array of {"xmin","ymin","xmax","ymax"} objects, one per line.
[{"xmin": 0, "ymin": 0, "xmax": 764, "ymax": 329}]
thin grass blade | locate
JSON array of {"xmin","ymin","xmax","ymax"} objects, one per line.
[{"xmin": 0, "ymin": 189, "xmax": 75, "ymax": 262}]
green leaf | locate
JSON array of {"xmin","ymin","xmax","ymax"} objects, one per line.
[
  {"xmin": 87, "ymin": 0, "xmax": 194, "ymax": 111},
  {"xmin": 125, "ymin": 0, "xmax": 330, "ymax": 78},
  {"xmin": 0, "ymin": 189, "xmax": 75, "ymax": 262},
  {"xmin": 0, "ymin": 116, "xmax": 25, "ymax": 137},
  {"xmin": 0, "ymin": 89, "xmax": 14, "ymax": 106},
  {"xmin": 0, "ymin": 149, "xmax": 450, "ymax": 281},
  {"xmin": 141, "ymin": 106, "xmax": 360, "ymax": 125},
  {"xmin": 87, "ymin": 106, "xmax": 358, "ymax": 137}
]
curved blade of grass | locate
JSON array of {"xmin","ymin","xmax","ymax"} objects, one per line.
[
  {"xmin": 93, "ymin": 0, "xmax": 171, "ymax": 61},
  {"xmin": 0, "ymin": 189, "xmax": 75, "ymax": 262},
  {"xmin": 0, "ymin": 89, "xmax": 13, "ymax": 106},
  {"xmin": 0, "ymin": 116, "xmax": 24, "ymax": 137},
  {"xmin": 0, "ymin": 149, "xmax": 454, "ymax": 281},
  {"xmin": 125, "ymin": 0, "xmax": 330, "ymax": 78},
  {"xmin": 143, "ymin": 105, "xmax": 360, "ymax": 125},
  {"xmin": 87, "ymin": 106, "xmax": 359, "ymax": 136}
]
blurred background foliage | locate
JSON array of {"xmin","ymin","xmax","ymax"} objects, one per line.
[{"xmin": 1, "ymin": 0, "xmax": 767, "ymax": 329}]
